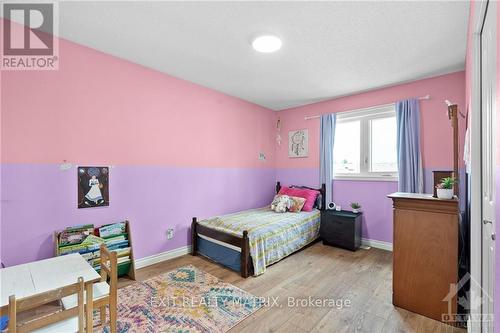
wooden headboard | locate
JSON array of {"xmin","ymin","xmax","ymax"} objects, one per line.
[{"xmin": 275, "ymin": 181, "xmax": 326, "ymax": 211}]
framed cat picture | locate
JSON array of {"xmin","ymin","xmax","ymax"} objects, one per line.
[{"xmin": 78, "ymin": 166, "xmax": 109, "ymax": 208}]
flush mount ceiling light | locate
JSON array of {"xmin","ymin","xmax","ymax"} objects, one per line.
[{"xmin": 252, "ymin": 35, "xmax": 282, "ymax": 53}]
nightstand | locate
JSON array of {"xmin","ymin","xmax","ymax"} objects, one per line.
[{"xmin": 320, "ymin": 210, "xmax": 362, "ymax": 251}]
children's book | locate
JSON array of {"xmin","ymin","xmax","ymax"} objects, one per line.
[
  {"xmin": 99, "ymin": 222, "xmax": 126, "ymax": 238},
  {"xmin": 59, "ymin": 226, "xmax": 94, "ymax": 246},
  {"xmin": 82, "ymin": 234, "xmax": 105, "ymax": 245}
]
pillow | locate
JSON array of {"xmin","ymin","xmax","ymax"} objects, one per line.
[
  {"xmin": 288, "ymin": 196, "xmax": 306, "ymax": 212},
  {"xmin": 270, "ymin": 194, "xmax": 291, "ymax": 213},
  {"xmin": 291, "ymin": 185, "xmax": 323, "ymax": 209},
  {"xmin": 278, "ymin": 187, "xmax": 320, "ymax": 212}
]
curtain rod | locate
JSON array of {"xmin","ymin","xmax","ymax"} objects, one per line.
[{"xmin": 304, "ymin": 94, "xmax": 431, "ymax": 120}]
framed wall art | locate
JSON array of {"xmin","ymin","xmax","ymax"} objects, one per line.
[
  {"xmin": 78, "ymin": 166, "xmax": 109, "ymax": 208},
  {"xmin": 288, "ymin": 129, "xmax": 308, "ymax": 158}
]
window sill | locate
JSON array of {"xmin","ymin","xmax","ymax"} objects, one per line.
[{"xmin": 333, "ymin": 176, "xmax": 398, "ymax": 182}]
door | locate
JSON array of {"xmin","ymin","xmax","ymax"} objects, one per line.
[{"xmin": 481, "ymin": 1, "xmax": 497, "ymax": 331}]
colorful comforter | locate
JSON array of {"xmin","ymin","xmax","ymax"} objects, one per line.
[{"xmin": 198, "ymin": 208, "xmax": 321, "ymax": 276}]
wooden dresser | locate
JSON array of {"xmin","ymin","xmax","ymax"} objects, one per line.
[{"xmin": 388, "ymin": 192, "xmax": 459, "ymax": 323}]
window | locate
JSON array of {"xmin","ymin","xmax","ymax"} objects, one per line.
[{"xmin": 334, "ymin": 104, "xmax": 398, "ymax": 180}]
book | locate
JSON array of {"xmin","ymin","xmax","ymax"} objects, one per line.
[
  {"xmin": 58, "ymin": 242, "xmax": 100, "ymax": 255},
  {"xmin": 118, "ymin": 257, "xmax": 131, "ymax": 264},
  {"xmin": 104, "ymin": 235, "xmax": 126, "ymax": 245},
  {"xmin": 93, "ymin": 258, "xmax": 130, "ymax": 272},
  {"xmin": 80, "ymin": 251, "xmax": 100, "ymax": 261},
  {"xmin": 58, "ymin": 243, "xmax": 87, "ymax": 254},
  {"xmin": 59, "ymin": 246, "xmax": 99, "ymax": 255},
  {"xmin": 82, "ymin": 234, "xmax": 105, "ymax": 245},
  {"xmin": 59, "ymin": 229, "xmax": 92, "ymax": 246},
  {"xmin": 107, "ymin": 241, "xmax": 129, "ymax": 250},
  {"xmin": 93, "ymin": 256, "xmax": 130, "ymax": 265},
  {"xmin": 99, "ymin": 222, "xmax": 126, "ymax": 238},
  {"xmin": 56, "ymin": 221, "xmax": 134, "ymax": 278},
  {"xmin": 114, "ymin": 247, "xmax": 131, "ymax": 257},
  {"xmin": 65, "ymin": 224, "xmax": 94, "ymax": 232}
]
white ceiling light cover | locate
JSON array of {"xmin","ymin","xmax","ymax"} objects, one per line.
[{"xmin": 252, "ymin": 35, "xmax": 282, "ymax": 53}]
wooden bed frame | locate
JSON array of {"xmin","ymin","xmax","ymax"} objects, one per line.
[{"xmin": 191, "ymin": 181, "xmax": 326, "ymax": 278}]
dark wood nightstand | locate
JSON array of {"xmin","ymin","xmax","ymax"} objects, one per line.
[{"xmin": 320, "ymin": 210, "xmax": 362, "ymax": 251}]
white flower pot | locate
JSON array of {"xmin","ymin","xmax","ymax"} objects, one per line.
[
  {"xmin": 437, "ymin": 188, "xmax": 454, "ymax": 199},
  {"xmin": 352, "ymin": 209, "xmax": 359, "ymax": 214}
]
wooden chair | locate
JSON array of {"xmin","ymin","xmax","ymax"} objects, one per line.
[
  {"xmin": 62, "ymin": 244, "xmax": 118, "ymax": 333},
  {"xmin": 7, "ymin": 277, "xmax": 93, "ymax": 333}
]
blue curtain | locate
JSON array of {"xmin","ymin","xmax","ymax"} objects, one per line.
[
  {"xmin": 320, "ymin": 114, "xmax": 336, "ymax": 205},
  {"xmin": 396, "ymin": 99, "xmax": 423, "ymax": 193}
]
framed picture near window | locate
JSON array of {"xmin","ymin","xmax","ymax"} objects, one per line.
[
  {"xmin": 78, "ymin": 166, "xmax": 109, "ymax": 208},
  {"xmin": 288, "ymin": 129, "xmax": 308, "ymax": 158}
]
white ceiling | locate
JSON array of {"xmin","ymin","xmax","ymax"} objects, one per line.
[{"xmin": 54, "ymin": 1, "xmax": 468, "ymax": 110}]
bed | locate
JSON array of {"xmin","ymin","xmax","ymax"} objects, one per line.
[{"xmin": 191, "ymin": 182, "xmax": 326, "ymax": 277}]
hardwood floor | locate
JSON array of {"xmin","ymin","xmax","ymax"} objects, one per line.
[{"xmin": 120, "ymin": 242, "xmax": 466, "ymax": 333}]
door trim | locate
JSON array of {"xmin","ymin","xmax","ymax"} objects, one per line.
[{"xmin": 470, "ymin": 1, "xmax": 492, "ymax": 332}]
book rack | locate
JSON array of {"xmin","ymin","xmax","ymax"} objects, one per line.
[{"xmin": 54, "ymin": 220, "xmax": 136, "ymax": 280}]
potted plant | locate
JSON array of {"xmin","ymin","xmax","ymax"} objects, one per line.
[
  {"xmin": 350, "ymin": 202, "xmax": 361, "ymax": 214},
  {"xmin": 436, "ymin": 177, "xmax": 458, "ymax": 199}
]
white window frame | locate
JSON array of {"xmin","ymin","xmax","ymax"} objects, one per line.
[{"xmin": 334, "ymin": 104, "xmax": 398, "ymax": 181}]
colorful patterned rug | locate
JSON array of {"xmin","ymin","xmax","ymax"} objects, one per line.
[{"xmin": 94, "ymin": 265, "xmax": 264, "ymax": 333}]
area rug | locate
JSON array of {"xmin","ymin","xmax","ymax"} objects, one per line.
[{"xmin": 95, "ymin": 265, "xmax": 264, "ymax": 333}]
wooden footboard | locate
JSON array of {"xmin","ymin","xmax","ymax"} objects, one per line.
[
  {"xmin": 191, "ymin": 217, "xmax": 251, "ymax": 278},
  {"xmin": 191, "ymin": 181, "xmax": 325, "ymax": 278}
]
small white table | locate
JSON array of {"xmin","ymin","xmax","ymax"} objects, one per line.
[{"xmin": 0, "ymin": 253, "xmax": 101, "ymax": 314}]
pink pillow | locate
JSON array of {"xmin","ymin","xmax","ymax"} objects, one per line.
[{"xmin": 278, "ymin": 187, "xmax": 320, "ymax": 212}]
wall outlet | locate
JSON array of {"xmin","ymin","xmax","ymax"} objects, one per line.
[
  {"xmin": 166, "ymin": 228, "xmax": 174, "ymax": 240},
  {"xmin": 259, "ymin": 152, "xmax": 266, "ymax": 161}
]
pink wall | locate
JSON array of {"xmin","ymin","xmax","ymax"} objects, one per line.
[
  {"xmin": 276, "ymin": 71, "xmax": 466, "ymax": 170},
  {"xmin": 1, "ymin": 39, "xmax": 275, "ymax": 168},
  {"xmin": 275, "ymin": 72, "xmax": 466, "ymax": 244},
  {"xmin": 1, "ymin": 29, "xmax": 277, "ymax": 266}
]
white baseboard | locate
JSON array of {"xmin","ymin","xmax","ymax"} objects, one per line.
[
  {"xmin": 361, "ymin": 238, "xmax": 393, "ymax": 251},
  {"xmin": 134, "ymin": 239, "xmax": 391, "ymax": 270},
  {"xmin": 135, "ymin": 245, "xmax": 192, "ymax": 269}
]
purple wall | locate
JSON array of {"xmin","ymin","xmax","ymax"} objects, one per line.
[
  {"xmin": 276, "ymin": 167, "xmax": 464, "ymax": 244},
  {"xmin": 332, "ymin": 180, "xmax": 396, "ymax": 243},
  {"xmin": 1, "ymin": 164, "xmax": 275, "ymax": 266},
  {"xmin": 276, "ymin": 168, "xmax": 396, "ymax": 243}
]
